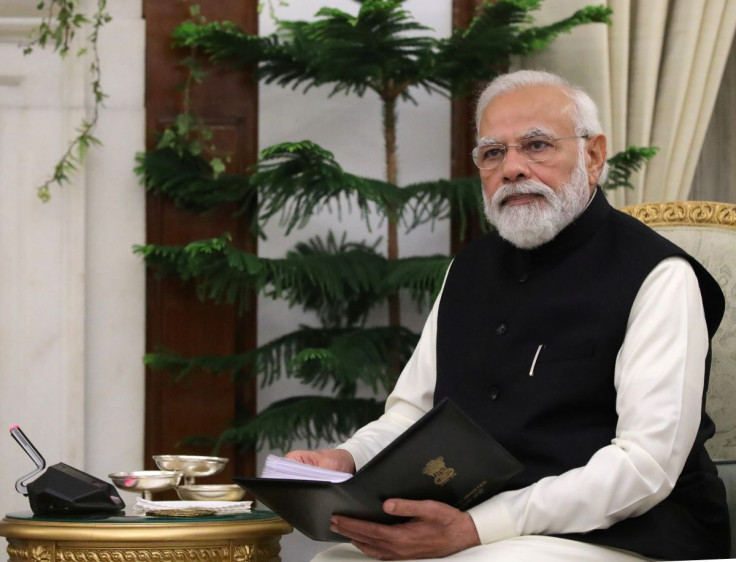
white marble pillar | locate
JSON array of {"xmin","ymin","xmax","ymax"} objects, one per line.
[{"xmin": 0, "ymin": 0, "xmax": 146, "ymax": 516}]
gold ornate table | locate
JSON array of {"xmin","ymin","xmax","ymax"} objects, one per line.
[{"xmin": 0, "ymin": 510, "xmax": 292, "ymax": 562}]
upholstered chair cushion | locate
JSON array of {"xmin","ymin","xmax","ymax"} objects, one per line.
[{"xmin": 621, "ymin": 201, "xmax": 736, "ymax": 461}]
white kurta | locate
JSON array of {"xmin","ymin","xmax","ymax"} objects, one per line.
[{"xmin": 328, "ymin": 256, "xmax": 708, "ymax": 560}]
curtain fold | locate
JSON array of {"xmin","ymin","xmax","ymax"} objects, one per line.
[{"xmin": 518, "ymin": 0, "xmax": 736, "ymax": 205}]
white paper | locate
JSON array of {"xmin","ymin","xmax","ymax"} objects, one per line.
[
  {"xmin": 133, "ymin": 499, "xmax": 253, "ymax": 515},
  {"xmin": 260, "ymin": 454, "xmax": 353, "ymax": 483}
]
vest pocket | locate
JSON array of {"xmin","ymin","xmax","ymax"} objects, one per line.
[
  {"xmin": 536, "ymin": 342, "xmax": 596, "ymax": 363},
  {"xmin": 524, "ymin": 342, "xmax": 596, "ymax": 378}
]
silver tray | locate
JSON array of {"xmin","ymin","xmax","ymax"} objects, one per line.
[{"xmin": 152, "ymin": 455, "xmax": 228, "ymax": 484}]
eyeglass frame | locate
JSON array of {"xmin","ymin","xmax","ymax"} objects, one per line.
[{"xmin": 471, "ymin": 134, "xmax": 589, "ymax": 170}]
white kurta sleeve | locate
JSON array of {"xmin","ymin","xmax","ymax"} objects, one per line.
[
  {"xmin": 337, "ymin": 269, "xmax": 446, "ymax": 470},
  {"xmin": 468, "ymin": 256, "xmax": 709, "ymax": 541}
]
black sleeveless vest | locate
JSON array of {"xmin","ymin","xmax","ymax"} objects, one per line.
[{"xmin": 434, "ymin": 189, "xmax": 729, "ymax": 560}]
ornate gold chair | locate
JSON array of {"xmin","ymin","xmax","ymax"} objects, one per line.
[{"xmin": 621, "ymin": 201, "xmax": 736, "ymax": 556}]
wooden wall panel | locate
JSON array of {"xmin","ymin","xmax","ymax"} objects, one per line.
[
  {"xmin": 143, "ymin": 0, "xmax": 258, "ymax": 487},
  {"xmin": 450, "ymin": 0, "xmax": 498, "ymax": 253}
]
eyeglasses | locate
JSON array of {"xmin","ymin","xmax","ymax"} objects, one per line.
[{"xmin": 471, "ymin": 135, "xmax": 588, "ymax": 170}]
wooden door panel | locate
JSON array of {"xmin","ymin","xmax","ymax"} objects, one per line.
[{"xmin": 143, "ymin": 0, "xmax": 258, "ymax": 487}]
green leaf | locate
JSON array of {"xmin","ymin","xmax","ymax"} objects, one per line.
[
  {"xmin": 147, "ymin": 324, "xmax": 410, "ymax": 388},
  {"xmin": 136, "ymin": 232, "xmax": 389, "ymax": 316},
  {"xmin": 603, "ymin": 146, "xmax": 658, "ymax": 191},
  {"xmin": 135, "ymin": 148, "xmax": 254, "ymax": 214},
  {"xmin": 210, "ymin": 157, "xmax": 226, "ymax": 178},
  {"xmin": 402, "ymin": 176, "xmax": 486, "ymax": 238},
  {"xmin": 434, "ymin": 0, "xmax": 612, "ymax": 96},
  {"xmin": 251, "ymin": 140, "xmax": 403, "ymax": 233},
  {"xmin": 220, "ymin": 396, "xmax": 385, "ymax": 451},
  {"xmin": 382, "ymin": 255, "xmax": 452, "ymax": 307}
]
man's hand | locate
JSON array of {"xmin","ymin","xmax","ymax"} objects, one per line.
[
  {"xmin": 330, "ymin": 499, "xmax": 481, "ymax": 560},
  {"xmin": 285, "ymin": 448, "xmax": 356, "ymax": 474}
]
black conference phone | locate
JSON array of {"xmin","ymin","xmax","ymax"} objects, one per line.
[{"xmin": 9, "ymin": 425, "xmax": 125, "ymax": 515}]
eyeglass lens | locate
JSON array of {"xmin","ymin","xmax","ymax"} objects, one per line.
[{"xmin": 473, "ymin": 136, "xmax": 558, "ymax": 169}]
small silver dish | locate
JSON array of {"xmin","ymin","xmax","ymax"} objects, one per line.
[
  {"xmin": 175, "ymin": 484, "xmax": 245, "ymax": 502},
  {"xmin": 108, "ymin": 470, "xmax": 182, "ymax": 500},
  {"xmin": 153, "ymin": 455, "xmax": 228, "ymax": 484}
]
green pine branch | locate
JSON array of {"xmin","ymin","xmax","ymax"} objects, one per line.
[
  {"xmin": 175, "ymin": 0, "xmax": 611, "ymax": 104},
  {"xmin": 287, "ymin": 325, "xmax": 418, "ymax": 395},
  {"xmin": 433, "ymin": 0, "xmax": 539, "ymax": 94},
  {"xmin": 136, "ymin": 148, "xmax": 256, "ymax": 215},
  {"xmin": 516, "ymin": 4, "xmax": 612, "ymax": 53},
  {"xmin": 176, "ymin": 1, "xmax": 439, "ymax": 101},
  {"xmin": 219, "ymin": 395, "xmax": 386, "ymax": 451},
  {"xmin": 146, "ymin": 326, "xmax": 339, "ymax": 387},
  {"xmin": 402, "ymin": 176, "xmax": 486, "ymax": 237},
  {"xmin": 135, "ymin": 233, "xmax": 389, "ymax": 316},
  {"xmin": 137, "ymin": 138, "xmax": 455, "ymax": 237},
  {"xmin": 294, "ymin": 1, "xmax": 439, "ymax": 101},
  {"xmin": 172, "ymin": 19, "xmax": 272, "ymax": 67},
  {"xmin": 382, "ymin": 255, "xmax": 453, "ymax": 308},
  {"xmin": 286, "ymin": 232, "xmax": 387, "ymax": 326},
  {"xmin": 134, "ymin": 234, "xmax": 261, "ymax": 312},
  {"xmin": 434, "ymin": 0, "xmax": 612, "ymax": 95},
  {"xmin": 603, "ymin": 146, "xmax": 658, "ymax": 191},
  {"xmin": 146, "ymin": 324, "xmax": 418, "ymax": 394},
  {"xmin": 252, "ymin": 141, "xmax": 404, "ymax": 233}
]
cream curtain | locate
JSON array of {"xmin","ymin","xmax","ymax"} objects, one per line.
[{"xmin": 518, "ymin": 0, "xmax": 736, "ymax": 206}]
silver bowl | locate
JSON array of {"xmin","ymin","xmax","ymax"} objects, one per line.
[
  {"xmin": 108, "ymin": 470, "xmax": 182, "ymax": 500},
  {"xmin": 152, "ymin": 455, "xmax": 228, "ymax": 484},
  {"xmin": 175, "ymin": 484, "xmax": 245, "ymax": 502}
]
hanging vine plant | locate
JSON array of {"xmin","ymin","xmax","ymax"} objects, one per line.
[{"xmin": 24, "ymin": 0, "xmax": 111, "ymax": 201}]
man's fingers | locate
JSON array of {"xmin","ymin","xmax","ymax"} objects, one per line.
[
  {"xmin": 284, "ymin": 449, "xmax": 356, "ymax": 473},
  {"xmin": 330, "ymin": 501, "xmax": 447, "ymax": 543},
  {"xmin": 331, "ymin": 504, "xmax": 480, "ymax": 560},
  {"xmin": 351, "ymin": 540, "xmax": 397, "ymax": 561},
  {"xmin": 331, "ymin": 515, "xmax": 395, "ymax": 542},
  {"xmin": 284, "ymin": 450, "xmax": 312, "ymax": 464},
  {"xmin": 383, "ymin": 498, "xmax": 446, "ymax": 519}
]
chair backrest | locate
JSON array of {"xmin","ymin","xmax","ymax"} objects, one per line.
[{"xmin": 620, "ymin": 201, "xmax": 736, "ymax": 461}]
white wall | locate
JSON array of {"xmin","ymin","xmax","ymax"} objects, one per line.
[
  {"xmin": 257, "ymin": 2, "xmax": 452, "ymax": 560},
  {"xmin": 0, "ymin": 0, "xmax": 146, "ymax": 522}
]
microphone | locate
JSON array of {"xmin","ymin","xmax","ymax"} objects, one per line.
[{"xmin": 9, "ymin": 425, "xmax": 46, "ymax": 495}]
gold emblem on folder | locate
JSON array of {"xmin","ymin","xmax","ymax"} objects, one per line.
[{"xmin": 422, "ymin": 456, "xmax": 456, "ymax": 486}]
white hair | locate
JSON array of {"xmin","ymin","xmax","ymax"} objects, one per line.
[{"xmin": 475, "ymin": 70, "xmax": 608, "ymax": 184}]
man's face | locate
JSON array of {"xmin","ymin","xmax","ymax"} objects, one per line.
[
  {"xmin": 477, "ymin": 85, "xmax": 606, "ymax": 248},
  {"xmin": 478, "ymin": 85, "xmax": 597, "ymax": 203}
]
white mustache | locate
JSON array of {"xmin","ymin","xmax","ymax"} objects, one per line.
[{"xmin": 492, "ymin": 181, "xmax": 557, "ymax": 210}]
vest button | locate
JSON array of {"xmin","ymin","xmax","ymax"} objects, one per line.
[
  {"xmin": 495, "ymin": 323, "xmax": 507, "ymax": 335},
  {"xmin": 519, "ymin": 272, "xmax": 530, "ymax": 283},
  {"xmin": 489, "ymin": 386, "xmax": 500, "ymax": 400}
]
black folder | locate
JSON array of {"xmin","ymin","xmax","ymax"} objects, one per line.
[{"xmin": 234, "ymin": 399, "xmax": 522, "ymax": 542}]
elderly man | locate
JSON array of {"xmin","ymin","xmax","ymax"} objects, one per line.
[{"xmin": 289, "ymin": 70, "xmax": 730, "ymax": 561}]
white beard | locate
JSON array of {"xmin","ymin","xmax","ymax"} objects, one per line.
[{"xmin": 483, "ymin": 153, "xmax": 592, "ymax": 249}]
